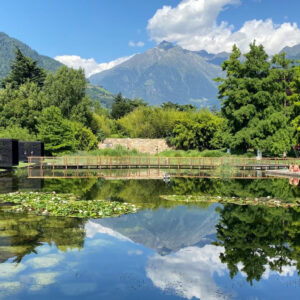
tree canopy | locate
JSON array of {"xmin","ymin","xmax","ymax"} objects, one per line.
[
  {"xmin": 1, "ymin": 47, "xmax": 46, "ymax": 89},
  {"xmin": 216, "ymin": 42, "xmax": 297, "ymax": 155}
]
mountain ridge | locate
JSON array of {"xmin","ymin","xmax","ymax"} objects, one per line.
[
  {"xmin": 0, "ymin": 32, "xmax": 62, "ymax": 78},
  {"xmin": 89, "ymin": 41, "xmax": 224, "ymax": 107}
]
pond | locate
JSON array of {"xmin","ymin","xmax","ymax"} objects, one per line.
[{"xmin": 0, "ymin": 170, "xmax": 300, "ymax": 299}]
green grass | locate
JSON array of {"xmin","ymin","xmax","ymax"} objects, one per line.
[
  {"xmin": 68, "ymin": 145, "xmax": 146, "ymax": 157},
  {"xmin": 157, "ymin": 149, "xmax": 229, "ymax": 157}
]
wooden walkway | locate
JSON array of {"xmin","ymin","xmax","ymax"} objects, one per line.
[{"xmin": 28, "ymin": 156, "xmax": 300, "ymax": 171}]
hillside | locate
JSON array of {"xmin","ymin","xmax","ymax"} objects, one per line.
[
  {"xmin": 0, "ymin": 32, "xmax": 62, "ymax": 78},
  {"xmin": 89, "ymin": 41, "xmax": 224, "ymax": 107},
  {"xmin": 86, "ymin": 84, "xmax": 115, "ymax": 108}
]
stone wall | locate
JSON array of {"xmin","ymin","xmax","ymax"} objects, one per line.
[{"xmin": 98, "ymin": 138, "xmax": 172, "ymax": 154}]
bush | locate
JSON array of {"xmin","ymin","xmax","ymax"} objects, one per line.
[{"xmin": 0, "ymin": 125, "xmax": 37, "ymax": 141}]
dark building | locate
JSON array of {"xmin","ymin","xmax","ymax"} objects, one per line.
[
  {"xmin": 18, "ymin": 141, "xmax": 44, "ymax": 162},
  {"xmin": 0, "ymin": 139, "xmax": 19, "ymax": 168}
]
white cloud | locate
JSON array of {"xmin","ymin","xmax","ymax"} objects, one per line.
[
  {"xmin": 55, "ymin": 54, "xmax": 134, "ymax": 77},
  {"xmin": 129, "ymin": 40, "xmax": 145, "ymax": 47},
  {"xmin": 147, "ymin": 0, "xmax": 300, "ymax": 55},
  {"xmin": 85, "ymin": 220, "xmax": 132, "ymax": 242},
  {"xmin": 146, "ymin": 245, "xmax": 229, "ymax": 300}
]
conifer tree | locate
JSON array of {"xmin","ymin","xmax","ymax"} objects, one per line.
[{"xmin": 1, "ymin": 48, "xmax": 46, "ymax": 88}]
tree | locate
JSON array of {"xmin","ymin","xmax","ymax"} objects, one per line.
[
  {"xmin": 161, "ymin": 101, "xmax": 196, "ymax": 111},
  {"xmin": 216, "ymin": 42, "xmax": 296, "ymax": 155},
  {"xmin": 289, "ymin": 65, "xmax": 300, "ymax": 144},
  {"xmin": 1, "ymin": 48, "xmax": 46, "ymax": 88},
  {"xmin": 37, "ymin": 106, "xmax": 77, "ymax": 155},
  {"xmin": 0, "ymin": 125, "xmax": 36, "ymax": 141},
  {"xmin": 70, "ymin": 122, "xmax": 98, "ymax": 151},
  {"xmin": 0, "ymin": 82, "xmax": 44, "ymax": 132},
  {"xmin": 169, "ymin": 110, "xmax": 225, "ymax": 151},
  {"xmin": 42, "ymin": 66, "xmax": 92, "ymax": 125},
  {"xmin": 110, "ymin": 93, "xmax": 147, "ymax": 119}
]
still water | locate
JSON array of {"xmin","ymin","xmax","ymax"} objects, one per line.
[{"xmin": 0, "ymin": 171, "xmax": 300, "ymax": 299}]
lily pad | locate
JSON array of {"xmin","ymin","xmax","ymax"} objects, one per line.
[{"xmin": 0, "ymin": 192, "xmax": 138, "ymax": 219}]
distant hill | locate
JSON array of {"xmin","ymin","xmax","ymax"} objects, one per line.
[
  {"xmin": 0, "ymin": 32, "xmax": 115, "ymax": 108},
  {"xmin": 86, "ymin": 83, "xmax": 115, "ymax": 108},
  {"xmin": 89, "ymin": 41, "xmax": 224, "ymax": 108},
  {"xmin": 193, "ymin": 49, "xmax": 229, "ymax": 66},
  {"xmin": 0, "ymin": 32, "xmax": 62, "ymax": 78},
  {"xmin": 280, "ymin": 43, "xmax": 300, "ymax": 59}
]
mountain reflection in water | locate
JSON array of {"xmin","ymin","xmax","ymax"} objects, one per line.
[{"xmin": 0, "ymin": 175, "xmax": 299, "ymax": 299}]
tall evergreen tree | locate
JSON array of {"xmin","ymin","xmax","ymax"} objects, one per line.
[
  {"xmin": 1, "ymin": 48, "xmax": 46, "ymax": 88},
  {"xmin": 216, "ymin": 42, "xmax": 295, "ymax": 155}
]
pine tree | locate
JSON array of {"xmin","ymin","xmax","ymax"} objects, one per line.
[{"xmin": 1, "ymin": 48, "xmax": 46, "ymax": 88}]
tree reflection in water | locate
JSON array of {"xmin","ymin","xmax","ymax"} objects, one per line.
[
  {"xmin": 214, "ymin": 204, "xmax": 300, "ymax": 284},
  {"xmin": 0, "ymin": 212, "xmax": 86, "ymax": 264}
]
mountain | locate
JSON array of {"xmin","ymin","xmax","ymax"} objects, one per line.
[
  {"xmin": 86, "ymin": 83, "xmax": 115, "ymax": 108},
  {"xmin": 0, "ymin": 32, "xmax": 62, "ymax": 78},
  {"xmin": 89, "ymin": 41, "xmax": 224, "ymax": 107},
  {"xmin": 193, "ymin": 49, "xmax": 229, "ymax": 66},
  {"xmin": 281, "ymin": 43, "xmax": 300, "ymax": 59},
  {"xmin": 97, "ymin": 204, "xmax": 220, "ymax": 255},
  {"xmin": 0, "ymin": 32, "xmax": 115, "ymax": 108}
]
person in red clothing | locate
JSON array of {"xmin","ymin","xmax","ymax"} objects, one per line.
[{"xmin": 294, "ymin": 164, "xmax": 299, "ymax": 172}]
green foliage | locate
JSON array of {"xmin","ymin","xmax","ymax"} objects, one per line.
[
  {"xmin": 0, "ymin": 192, "xmax": 138, "ymax": 219},
  {"xmin": 289, "ymin": 65, "xmax": 300, "ymax": 143},
  {"xmin": 71, "ymin": 122, "xmax": 98, "ymax": 151},
  {"xmin": 0, "ymin": 125, "xmax": 36, "ymax": 141},
  {"xmin": 1, "ymin": 48, "xmax": 46, "ymax": 88},
  {"xmin": 110, "ymin": 93, "xmax": 147, "ymax": 119},
  {"xmin": 0, "ymin": 49, "xmax": 98, "ymax": 154},
  {"xmin": 118, "ymin": 106, "xmax": 226, "ymax": 151},
  {"xmin": 86, "ymin": 83, "xmax": 115, "ymax": 109},
  {"xmin": 37, "ymin": 106, "xmax": 77, "ymax": 155},
  {"xmin": 169, "ymin": 110, "xmax": 225, "ymax": 151},
  {"xmin": 43, "ymin": 66, "xmax": 92, "ymax": 126},
  {"xmin": 0, "ymin": 82, "xmax": 44, "ymax": 132},
  {"xmin": 161, "ymin": 101, "xmax": 196, "ymax": 111},
  {"xmin": 71, "ymin": 145, "xmax": 143, "ymax": 157},
  {"xmin": 216, "ymin": 42, "xmax": 297, "ymax": 155},
  {"xmin": 0, "ymin": 32, "xmax": 61, "ymax": 80}
]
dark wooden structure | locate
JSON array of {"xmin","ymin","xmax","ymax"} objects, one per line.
[
  {"xmin": 0, "ymin": 139, "xmax": 19, "ymax": 168},
  {"xmin": 18, "ymin": 141, "xmax": 44, "ymax": 162}
]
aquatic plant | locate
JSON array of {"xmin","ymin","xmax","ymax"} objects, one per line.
[
  {"xmin": 0, "ymin": 192, "xmax": 138, "ymax": 218},
  {"xmin": 160, "ymin": 194, "xmax": 300, "ymax": 208}
]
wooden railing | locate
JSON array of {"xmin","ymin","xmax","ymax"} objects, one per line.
[{"xmin": 27, "ymin": 156, "xmax": 300, "ymax": 170}]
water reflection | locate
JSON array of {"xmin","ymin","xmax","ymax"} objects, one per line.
[
  {"xmin": 215, "ymin": 205, "xmax": 300, "ymax": 284},
  {"xmin": 0, "ymin": 203, "xmax": 300, "ymax": 299},
  {"xmin": 0, "ymin": 174, "xmax": 300, "ymax": 299},
  {"xmin": 0, "ymin": 212, "xmax": 86, "ymax": 263}
]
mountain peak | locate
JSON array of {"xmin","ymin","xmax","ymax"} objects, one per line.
[{"xmin": 157, "ymin": 40, "xmax": 175, "ymax": 50}]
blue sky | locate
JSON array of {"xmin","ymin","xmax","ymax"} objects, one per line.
[{"xmin": 1, "ymin": 0, "xmax": 300, "ymax": 76}]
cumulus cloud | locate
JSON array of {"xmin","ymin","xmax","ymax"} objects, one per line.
[
  {"xmin": 55, "ymin": 54, "xmax": 134, "ymax": 77},
  {"xmin": 146, "ymin": 245, "xmax": 228, "ymax": 300},
  {"xmin": 129, "ymin": 40, "xmax": 145, "ymax": 47},
  {"xmin": 85, "ymin": 221, "xmax": 132, "ymax": 242},
  {"xmin": 147, "ymin": 0, "xmax": 300, "ymax": 54}
]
